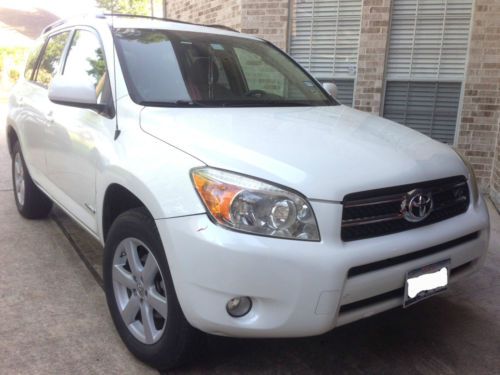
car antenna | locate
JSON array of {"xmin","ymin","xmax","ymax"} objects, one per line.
[{"xmin": 111, "ymin": 4, "xmax": 121, "ymax": 140}]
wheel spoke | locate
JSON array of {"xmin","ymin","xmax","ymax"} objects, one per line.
[
  {"xmin": 142, "ymin": 253, "xmax": 159, "ymax": 286},
  {"xmin": 141, "ymin": 303, "xmax": 156, "ymax": 344},
  {"xmin": 113, "ymin": 265, "xmax": 136, "ymax": 289},
  {"xmin": 147, "ymin": 289, "xmax": 167, "ymax": 319},
  {"xmin": 15, "ymin": 158, "xmax": 21, "ymax": 175},
  {"xmin": 121, "ymin": 295, "xmax": 140, "ymax": 325},
  {"xmin": 125, "ymin": 240, "xmax": 143, "ymax": 276}
]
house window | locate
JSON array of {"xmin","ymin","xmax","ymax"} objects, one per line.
[
  {"xmin": 288, "ymin": 0, "xmax": 362, "ymax": 106},
  {"xmin": 383, "ymin": 0, "xmax": 473, "ymax": 144}
]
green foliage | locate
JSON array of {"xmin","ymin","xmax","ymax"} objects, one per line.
[
  {"xmin": 0, "ymin": 47, "xmax": 28, "ymax": 86},
  {"xmin": 0, "ymin": 47, "xmax": 29, "ymax": 72},
  {"xmin": 9, "ymin": 69, "xmax": 20, "ymax": 82},
  {"xmin": 96, "ymin": 0, "xmax": 151, "ymax": 15},
  {"xmin": 87, "ymin": 48, "xmax": 107, "ymax": 82},
  {"xmin": 37, "ymin": 33, "xmax": 69, "ymax": 86}
]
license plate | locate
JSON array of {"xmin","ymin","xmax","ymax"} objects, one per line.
[{"xmin": 404, "ymin": 259, "xmax": 450, "ymax": 307}]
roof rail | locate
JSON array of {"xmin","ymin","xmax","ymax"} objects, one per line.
[
  {"xmin": 41, "ymin": 12, "xmax": 107, "ymax": 36},
  {"xmin": 41, "ymin": 13, "xmax": 240, "ymax": 37},
  {"xmin": 103, "ymin": 13, "xmax": 239, "ymax": 33},
  {"xmin": 207, "ymin": 24, "xmax": 239, "ymax": 33},
  {"xmin": 41, "ymin": 19, "xmax": 66, "ymax": 35}
]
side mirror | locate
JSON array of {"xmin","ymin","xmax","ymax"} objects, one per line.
[
  {"xmin": 49, "ymin": 74, "xmax": 106, "ymax": 112},
  {"xmin": 322, "ymin": 82, "xmax": 338, "ymax": 98}
]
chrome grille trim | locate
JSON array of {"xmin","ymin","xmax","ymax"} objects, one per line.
[
  {"xmin": 341, "ymin": 176, "xmax": 470, "ymax": 241},
  {"xmin": 343, "ymin": 180, "xmax": 468, "ymax": 208}
]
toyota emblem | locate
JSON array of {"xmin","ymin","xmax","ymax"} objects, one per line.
[{"xmin": 402, "ymin": 190, "xmax": 433, "ymax": 223}]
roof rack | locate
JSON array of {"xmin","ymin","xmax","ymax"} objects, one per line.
[
  {"xmin": 41, "ymin": 13, "xmax": 240, "ymax": 37},
  {"xmin": 41, "ymin": 19, "xmax": 66, "ymax": 35},
  {"xmin": 41, "ymin": 12, "xmax": 105, "ymax": 35},
  {"xmin": 103, "ymin": 13, "xmax": 239, "ymax": 33}
]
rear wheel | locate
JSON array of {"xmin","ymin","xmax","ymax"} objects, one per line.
[
  {"xmin": 11, "ymin": 141, "xmax": 52, "ymax": 219},
  {"xmin": 103, "ymin": 208, "xmax": 200, "ymax": 370}
]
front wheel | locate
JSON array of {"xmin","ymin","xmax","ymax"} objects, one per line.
[{"xmin": 103, "ymin": 208, "xmax": 200, "ymax": 370}]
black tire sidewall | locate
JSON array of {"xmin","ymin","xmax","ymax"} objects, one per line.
[{"xmin": 103, "ymin": 208, "xmax": 197, "ymax": 369}]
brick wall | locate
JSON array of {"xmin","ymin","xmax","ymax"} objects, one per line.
[
  {"xmin": 353, "ymin": 0, "xmax": 391, "ymax": 114},
  {"xmin": 166, "ymin": 0, "xmax": 242, "ymax": 30},
  {"xmin": 167, "ymin": 0, "xmax": 289, "ymax": 48},
  {"xmin": 493, "ymin": 115, "xmax": 500, "ymax": 204},
  {"xmin": 456, "ymin": 0, "xmax": 500, "ymax": 195},
  {"xmin": 240, "ymin": 0, "xmax": 289, "ymax": 49}
]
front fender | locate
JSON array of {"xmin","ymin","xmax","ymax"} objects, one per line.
[{"xmin": 95, "ymin": 132, "xmax": 207, "ymax": 243}]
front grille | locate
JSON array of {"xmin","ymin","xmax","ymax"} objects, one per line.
[{"xmin": 341, "ymin": 176, "xmax": 470, "ymax": 241}]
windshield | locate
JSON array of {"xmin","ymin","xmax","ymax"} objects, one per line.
[{"xmin": 114, "ymin": 28, "xmax": 336, "ymax": 107}]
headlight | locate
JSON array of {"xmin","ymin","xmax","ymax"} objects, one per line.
[
  {"xmin": 191, "ymin": 167, "xmax": 320, "ymax": 241},
  {"xmin": 453, "ymin": 149, "xmax": 479, "ymax": 203}
]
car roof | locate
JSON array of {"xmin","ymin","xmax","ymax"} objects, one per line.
[{"xmin": 42, "ymin": 13, "xmax": 260, "ymax": 41}]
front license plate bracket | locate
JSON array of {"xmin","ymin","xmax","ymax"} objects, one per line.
[{"xmin": 404, "ymin": 259, "xmax": 450, "ymax": 308}]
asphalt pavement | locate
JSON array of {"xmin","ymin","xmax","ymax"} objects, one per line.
[{"xmin": 1, "ymin": 101, "xmax": 499, "ymax": 374}]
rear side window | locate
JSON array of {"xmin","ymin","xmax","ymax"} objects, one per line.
[
  {"xmin": 24, "ymin": 40, "xmax": 44, "ymax": 80},
  {"xmin": 35, "ymin": 31, "xmax": 70, "ymax": 88},
  {"xmin": 62, "ymin": 30, "xmax": 111, "ymax": 106}
]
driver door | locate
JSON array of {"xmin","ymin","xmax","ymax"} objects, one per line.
[{"xmin": 45, "ymin": 28, "xmax": 114, "ymax": 234}]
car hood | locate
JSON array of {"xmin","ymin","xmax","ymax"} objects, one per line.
[{"xmin": 140, "ymin": 105, "xmax": 466, "ymax": 201}]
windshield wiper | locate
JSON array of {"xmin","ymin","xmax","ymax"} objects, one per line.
[
  {"xmin": 138, "ymin": 100, "xmax": 204, "ymax": 107},
  {"xmin": 219, "ymin": 100, "xmax": 316, "ymax": 107}
]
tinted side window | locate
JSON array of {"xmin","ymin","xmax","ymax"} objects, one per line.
[
  {"xmin": 35, "ymin": 31, "xmax": 70, "ymax": 87},
  {"xmin": 24, "ymin": 40, "xmax": 44, "ymax": 80},
  {"xmin": 63, "ymin": 30, "xmax": 111, "ymax": 105}
]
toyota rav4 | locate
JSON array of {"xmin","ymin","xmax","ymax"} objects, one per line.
[{"xmin": 6, "ymin": 14, "xmax": 489, "ymax": 370}]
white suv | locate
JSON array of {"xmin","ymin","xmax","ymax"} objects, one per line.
[{"xmin": 6, "ymin": 14, "xmax": 489, "ymax": 370}]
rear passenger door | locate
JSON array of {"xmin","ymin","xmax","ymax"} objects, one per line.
[
  {"xmin": 44, "ymin": 28, "xmax": 114, "ymax": 234},
  {"xmin": 19, "ymin": 32, "xmax": 70, "ymax": 182}
]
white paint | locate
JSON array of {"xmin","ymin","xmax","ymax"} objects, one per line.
[{"xmin": 407, "ymin": 267, "xmax": 448, "ymax": 299}]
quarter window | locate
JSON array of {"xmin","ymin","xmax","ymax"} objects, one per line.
[
  {"xmin": 63, "ymin": 30, "xmax": 111, "ymax": 105},
  {"xmin": 34, "ymin": 31, "xmax": 70, "ymax": 88}
]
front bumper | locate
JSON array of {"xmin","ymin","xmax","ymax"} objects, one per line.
[{"xmin": 155, "ymin": 196, "xmax": 489, "ymax": 338}]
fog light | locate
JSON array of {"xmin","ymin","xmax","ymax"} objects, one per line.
[{"xmin": 226, "ymin": 296, "xmax": 252, "ymax": 318}]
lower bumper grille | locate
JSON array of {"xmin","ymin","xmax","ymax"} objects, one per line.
[
  {"xmin": 341, "ymin": 176, "xmax": 470, "ymax": 241},
  {"xmin": 348, "ymin": 232, "xmax": 479, "ymax": 277},
  {"xmin": 339, "ymin": 259, "xmax": 476, "ymax": 314}
]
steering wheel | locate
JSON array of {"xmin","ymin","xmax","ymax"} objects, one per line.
[{"xmin": 244, "ymin": 89, "xmax": 268, "ymax": 98}]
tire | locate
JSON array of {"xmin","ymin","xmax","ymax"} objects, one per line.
[
  {"xmin": 103, "ymin": 207, "xmax": 201, "ymax": 371},
  {"xmin": 11, "ymin": 141, "xmax": 53, "ymax": 219}
]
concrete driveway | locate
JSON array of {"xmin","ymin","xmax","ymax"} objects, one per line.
[{"xmin": 1, "ymin": 101, "xmax": 499, "ymax": 374}]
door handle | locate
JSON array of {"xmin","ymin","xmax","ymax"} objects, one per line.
[
  {"xmin": 45, "ymin": 110, "xmax": 54, "ymax": 126},
  {"xmin": 18, "ymin": 97, "xmax": 24, "ymax": 106}
]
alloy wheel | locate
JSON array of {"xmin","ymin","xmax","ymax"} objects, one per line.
[
  {"xmin": 112, "ymin": 237, "xmax": 168, "ymax": 344},
  {"xmin": 14, "ymin": 152, "xmax": 25, "ymax": 206}
]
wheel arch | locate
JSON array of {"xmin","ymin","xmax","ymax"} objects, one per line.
[
  {"xmin": 6, "ymin": 125, "xmax": 19, "ymax": 157},
  {"xmin": 101, "ymin": 183, "xmax": 157, "ymax": 242}
]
